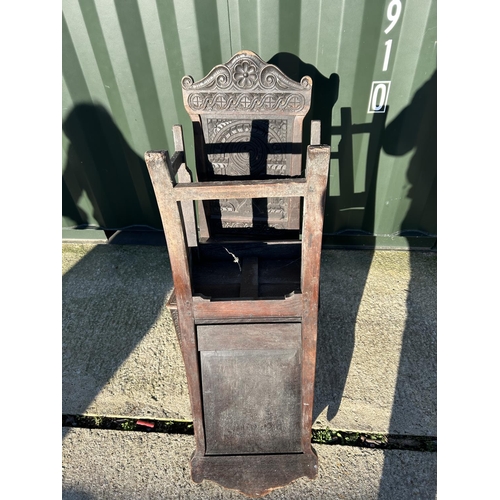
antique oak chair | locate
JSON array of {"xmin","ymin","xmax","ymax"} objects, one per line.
[{"xmin": 145, "ymin": 51, "xmax": 330, "ymax": 497}]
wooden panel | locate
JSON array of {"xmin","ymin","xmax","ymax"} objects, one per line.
[
  {"xmin": 197, "ymin": 322, "xmax": 301, "ymax": 351},
  {"xmin": 198, "ymin": 322, "xmax": 302, "ymax": 456},
  {"xmin": 195, "ymin": 316, "xmax": 301, "ymax": 325},
  {"xmin": 200, "ymin": 348, "xmax": 302, "ymax": 455},
  {"xmin": 201, "ymin": 116, "xmax": 294, "ymax": 178},
  {"xmin": 181, "ymin": 50, "xmax": 312, "ymax": 118},
  {"xmin": 181, "ymin": 50, "xmax": 312, "ymax": 234},
  {"xmin": 201, "ymin": 116, "xmax": 297, "ymax": 232}
]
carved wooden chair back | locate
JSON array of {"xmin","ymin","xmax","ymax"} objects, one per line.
[{"xmin": 181, "ymin": 50, "xmax": 314, "ymax": 238}]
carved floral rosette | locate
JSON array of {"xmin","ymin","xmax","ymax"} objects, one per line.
[{"xmin": 182, "ymin": 50, "xmax": 312, "ymax": 115}]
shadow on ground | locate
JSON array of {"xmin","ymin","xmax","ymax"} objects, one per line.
[
  {"xmin": 378, "ymin": 72, "xmax": 437, "ymax": 499},
  {"xmin": 62, "ymin": 244, "xmax": 176, "ymax": 439}
]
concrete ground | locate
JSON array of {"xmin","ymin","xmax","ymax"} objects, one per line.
[{"xmin": 62, "ymin": 241, "xmax": 437, "ymax": 499}]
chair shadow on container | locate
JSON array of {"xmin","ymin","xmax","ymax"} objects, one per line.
[
  {"xmin": 62, "ymin": 103, "xmax": 161, "ymax": 238},
  {"xmin": 316, "ymin": 106, "xmax": 389, "ymax": 426},
  {"xmin": 253, "ymin": 53, "xmax": 390, "ymax": 433},
  {"xmin": 309, "ymin": 70, "xmax": 436, "ymax": 499},
  {"xmin": 377, "ymin": 72, "xmax": 437, "ymax": 499},
  {"xmin": 62, "ymin": 104, "xmax": 171, "ymax": 440}
]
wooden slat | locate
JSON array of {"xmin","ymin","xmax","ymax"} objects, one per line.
[
  {"xmin": 300, "ymin": 145, "xmax": 330, "ymax": 292},
  {"xmin": 144, "ymin": 151, "xmax": 191, "ymax": 299},
  {"xmin": 178, "ymin": 167, "xmax": 198, "ymax": 248},
  {"xmin": 172, "ymin": 124, "xmax": 184, "ymax": 152},
  {"xmin": 310, "ymin": 120, "xmax": 321, "ymax": 146},
  {"xmin": 173, "ymin": 178, "xmax": 306, "ymax": 202},
  {"xmin": 191, "ymin": 119, "xmax": 211, "ymax": 240},
  {"xmin": 197, "ymin": 323, "xmax": 301, "ymax": 351},
  {"xmin": 195, "ymin": 316, "xmax": 301, "ymax": 325},
  {"xmin": 169, "ymin": 150, "xmax": 184, "ymax": 177},
  {"xmin": 144, "ymin": 150, "xmax": 205, "ymax": 455},
  {"xmin": 299, "ymin": 144, "xmax": 330, "ymax": 453},
  {"xmin": 192, "ymin": 293, "xmax": 302, "ymax": 322},
  {"xmin": 172, "ymin": 125, "xmax": 198, "ymax": 248}
]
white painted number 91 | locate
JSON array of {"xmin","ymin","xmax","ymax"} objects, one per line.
[{"xmin": 384, "ymin": 0, "xmax": 402, "ymax": 34}]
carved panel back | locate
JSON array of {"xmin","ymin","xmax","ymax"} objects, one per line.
[{"xmin": 182, "ymin": 50, "xmax": 312, "ymax": 234}]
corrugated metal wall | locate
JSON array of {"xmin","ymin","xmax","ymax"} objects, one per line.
[{"xmin": 62, "ymin": 0, "xmax": 436, "ymax": 248}]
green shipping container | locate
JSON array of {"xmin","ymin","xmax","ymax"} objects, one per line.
[{"xmin": 62, "ymin": 0, "xmax": 436, "ymax": 249}]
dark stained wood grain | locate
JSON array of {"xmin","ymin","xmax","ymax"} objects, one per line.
[{"xmin": 200, "ymin": 348, "xmax": 302, "ymax": 455}]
